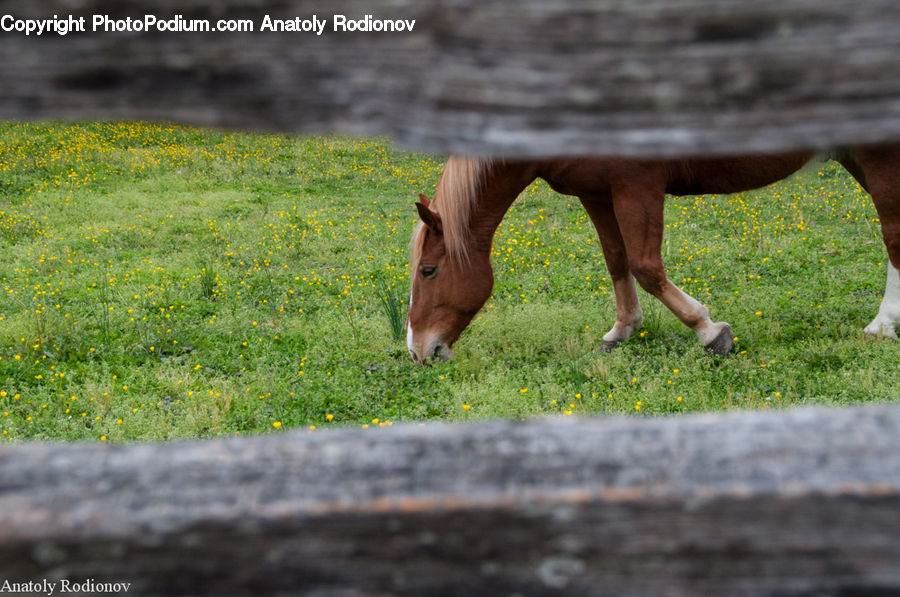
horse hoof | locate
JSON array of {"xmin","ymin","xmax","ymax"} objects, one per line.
[
  {"xmin": 704, "ymin": 324, "xmax": 734, "ymax": 356},
  {"xmin": 599, "ymin": 339, "xmax": 623, "ymax": 352},
  {"xmin": 863, "ymin": 321, "xmax": 898, "ymax": 340}
]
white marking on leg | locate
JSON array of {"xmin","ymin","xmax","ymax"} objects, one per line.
[
  {"xmin": 865, "ymin": 262, "xmax": 900, "ymax": 339},
  {"xmin": 660, "ymin": 283, "xmax": 731, "ymax": 347},
  {"xmin": 603, "ymin": 275, "xmax": 643, "ymax": 342}
]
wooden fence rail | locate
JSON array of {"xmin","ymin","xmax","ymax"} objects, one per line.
[
  {"xmin": 2, "ymin": 405, "xmax": 900, "ymax": 596},
  {"xmin": 2, "ymin": 0, "xmax": 900, "ymax": 157}
]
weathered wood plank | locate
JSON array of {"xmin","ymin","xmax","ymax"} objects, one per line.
[
  {"xmin": 2, "ymin": 0, "xmax": 900, "ymax": 156},
  {"xmin": 2, "ymin": 405, "xmax": 900, "ymax": 595}
]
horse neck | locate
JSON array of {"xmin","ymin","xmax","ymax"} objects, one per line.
[{"xmin": 468, "ymin": 162, "xmax": 538, "ymax": 254}]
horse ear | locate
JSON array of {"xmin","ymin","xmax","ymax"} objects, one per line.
[
  {"xmin": 418, "ymin": 193, "xmax": 432, "ymax": 208},
  {"xmin": 415, "ymin": 201, "xmax": 443, "ymax": 234}
]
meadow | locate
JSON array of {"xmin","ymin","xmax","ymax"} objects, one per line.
[{"xmin": 0, "ymin": 121, "xmax": 898, "ymax": 442}]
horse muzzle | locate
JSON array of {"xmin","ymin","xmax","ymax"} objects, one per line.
[
  {"xmin": 410, "ymin": 341, "xmax": 454, "ymax": 365},
  {"xmin": 407, "ymin": 325, "xmax": 455, "ymax": 364}
]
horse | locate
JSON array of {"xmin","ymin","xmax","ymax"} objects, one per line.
[{"xmin": 405, "ymin": 147, "xmax": 900, "ymax": 364}]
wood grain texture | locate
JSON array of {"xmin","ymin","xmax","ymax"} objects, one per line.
[
  {"xmin": 2, "ymin": 0, "xmax": 900, "ymax": 156},
  {"xmin": 2, "ymin": 405, "xmax": 900, "ymax": 595}
]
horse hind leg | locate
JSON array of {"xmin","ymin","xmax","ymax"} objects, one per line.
[
  {"xmin": 611, "ymin": 180, "xmax": 734, "ymax": 355},
  {"xmin": 852, "ymin": 146, "xmax": 900, "ymax": 339},
  {"xmin": 865, "ymin": 265, "xmax": 900, "ymax": 339},
  {"xmin": 836, "ymin": 151, "xmax": 869, "ymax": 193},
  {"xmin": 578, "ymin": 198, "xmax": 643, "ymax": 349}
]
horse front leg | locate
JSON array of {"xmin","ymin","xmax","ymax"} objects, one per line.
[
  {"xmin": 579, "ymin": 197, "xmax": 643, "ymax": 348},
  {"xmin": 611, "ymin": 179, "xmax": 734, "ymax": 355},
  {"xmin": 854, "ymin": 146, "xmax": 900, "ymax": 339}
]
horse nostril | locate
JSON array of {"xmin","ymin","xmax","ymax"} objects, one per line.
[{"xmin": 430, "ymin": 344, "xmax": 452, "ymax": 362}]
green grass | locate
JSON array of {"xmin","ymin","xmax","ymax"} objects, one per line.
[{"xmin": 0, "ymin": 121, "xmax": 898, "ymax": 441}]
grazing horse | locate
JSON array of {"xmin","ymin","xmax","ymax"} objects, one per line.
[{"xmin": 406, "ymin": 147, "xmax": 900, "ymax": 364}]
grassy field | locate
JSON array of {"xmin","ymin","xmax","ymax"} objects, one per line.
[{"xmin": 0, "ymin": 121, "xmax": 898, "ymax": 442}]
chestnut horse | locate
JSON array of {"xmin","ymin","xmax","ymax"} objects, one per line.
[{"xmin": 406, "ymin": 147, "xmax": 900, "ymax": 364}]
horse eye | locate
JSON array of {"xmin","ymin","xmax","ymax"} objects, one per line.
[{"xmin": 420, "ymin": 265, "xmax": 437, "ymax": 279}]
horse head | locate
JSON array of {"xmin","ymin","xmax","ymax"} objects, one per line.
[{"xmin": 406, "ymin": 193, "xmax": 493, "ymax": 364}]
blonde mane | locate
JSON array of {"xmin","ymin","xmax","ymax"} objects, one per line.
[{"xmin": 410, "ymin": 156, "xmax": 492, "ymax": 268}]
